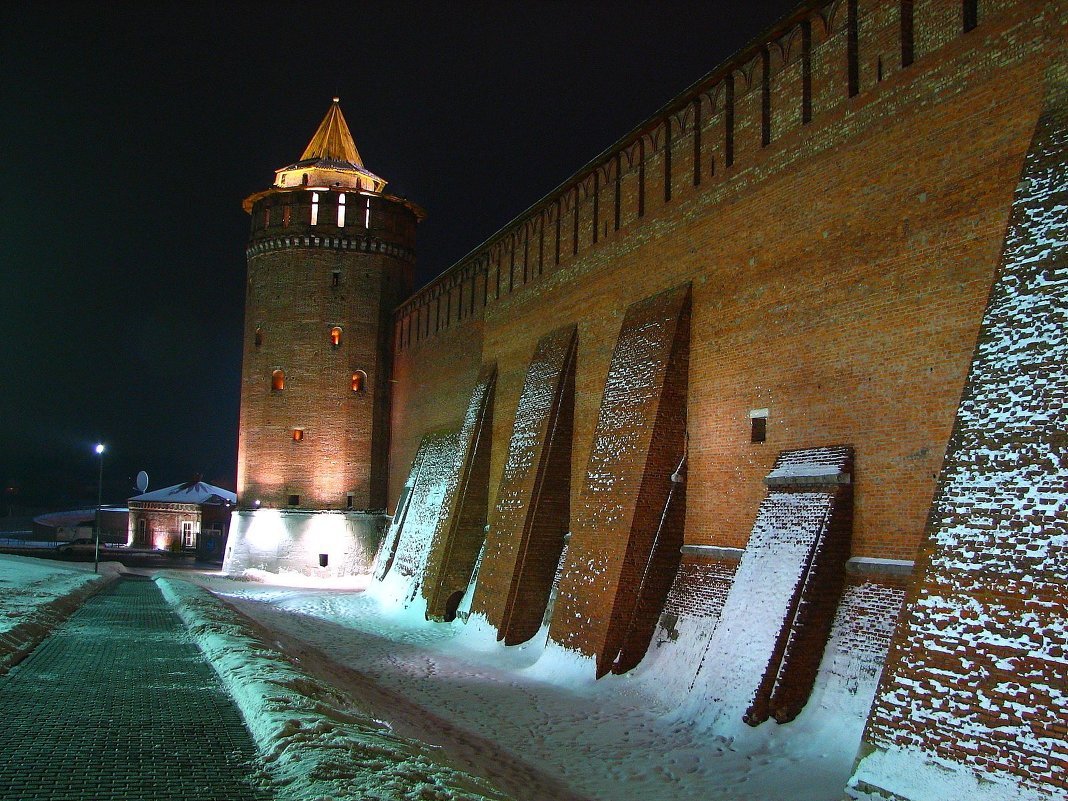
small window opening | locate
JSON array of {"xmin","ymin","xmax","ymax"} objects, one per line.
[
  {"xmin": 283, "ymin": 205, "xmax": 291, "ymax": 227},
  {"xmin": 330, "ymin": 326, "xmax": 342, "ymax": 347},
  {"xmin": 280, "ymin": 174, "xmax": 287, "ymax": 186},
  {"xmin": 292, "ymin": 428, "xmax": 304, "ymax": 442},
  {"xmin": 318, "ymin": 553, "xmax": 329, "ymax": 568},
  {"xmin": 301, "ymin": 173, "xmax": 309, "ymax": 186},
  {"xmin": 337, "ymin": 193, "xmax": 346, "ymax": 227},
  {"xmin": 364, "ymin": 198, "xmax": 371, "ymax": 229},
  {"xmin": 345, "ymin": 493, "xmax": 354, "ymax": 510},
  {"xmin": 287, "ymin": 494, "xmax": 300, "ymax": 506},
  {"xmin": 351, "ymin": 370, "xmax": 367, "ymax": 393},
  {"xmin": 264, "ymin": 207, "xmax": 271, "ymax": 228},
  {"xmin": 332, "ymin": 270, "xmax": 340, "ymax": 287},
  {"xmin": 750, "ymin": 409, "xmax": 769, "ymax": 444},
  {"xmin": 272, "ymin": 369, "xmax": 285, "ymax": 391},
  {"xmin": 255, "ymin": 328, "xmax": 263, "ymax": 348},
  {"xmin": 963, "ymin": 0, "xmax": 977, "ymax": 31},
  {"xmin": 310, "ymin": 192, "xmax": 319, "ymax": 225}
]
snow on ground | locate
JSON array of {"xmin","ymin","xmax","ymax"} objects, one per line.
[
  {"xmin": 183, "ymin": 568, "xmax": 890, "ymax": 801},
  {"xmin": 158, "ymin": 576, "xmax": 511, "ymax": 801},
  {"xmin": 0, "ymin": 553, "xmax": 119, "ymax": 671}
]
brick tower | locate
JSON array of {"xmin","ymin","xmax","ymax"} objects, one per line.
[{"xmin": 227, "ymin": 99, "xmax": 422, "ymax": 574}]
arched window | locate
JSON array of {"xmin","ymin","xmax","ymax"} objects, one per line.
[
  {"xmin": 351, "ymin": 370, "xmax": 367, "ymax": 393},
  {"xmin": 272, "ymin": 369, "xmax": 285, "ymax": 391},
  {"xmin": 330, "ymin": 326, "xmax": 342, "ymax": 347},
  {"xmin": 254, "ymin": 328, "xmax": 263, "ymax": 348},
  {"xmin": 337, "ymin": 193, "xmax": 346, "ymax": 227},
  {"xmin": 310, "ymin": 192, "xmax": 319, "ymax": 225}
]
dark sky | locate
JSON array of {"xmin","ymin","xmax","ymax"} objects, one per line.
[{"xmin": 1, "ymin": 0, "xmax": 799, "ymax": 512}]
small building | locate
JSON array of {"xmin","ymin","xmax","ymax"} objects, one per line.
[
  {"xmin": 128, "ymin": 478, "xmax": 236, "ymax": 561},
  {"xmin": 33, "ymin": 507, "xmax": 129, "ymax": 544}
]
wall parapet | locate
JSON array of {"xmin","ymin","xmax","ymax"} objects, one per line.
[{"xmin": 394, "ymin": 0, "xmax": 1007, "ymax": 353}]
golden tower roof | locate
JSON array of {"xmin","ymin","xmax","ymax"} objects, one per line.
[
  {"xmin": 271, "ymin": 98, "xmax": 387, "ymax": 194},
  {"xmin": 300, "ymin": 97, "xmax": 364, "ymax": 164}
]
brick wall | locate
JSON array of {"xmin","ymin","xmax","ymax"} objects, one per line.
[
  {"xmin": 238, "ymin": 189, "xmax": 416, "ymax": 511},
  {"xmin": 848, "ymin": 48, "xmax": 1068, "ymax": 800}
]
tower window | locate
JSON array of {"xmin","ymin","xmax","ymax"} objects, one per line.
[
  {"xmin": 287, "ymin": 494, "xmax": 300, "ymax": 506},
  {"xmin": 272, "ymin": 369, "xmax": 285, "ymax": 391},
  {"xmin": 283, "ymin": 205, "xmax": 291, "ymax": 227},
  {"xmin": 364, "ymin": 198, "xmax": 371, "ymax": 229},
  {"xmin": 346, "ymin": 493, "xmax": 354, "ymax": 510},
  {"xmin": 332, "ymin": 270, "xmax": 340, "ymax": 287},
  {"xmin": 750, "ymin": 408, "xmax": 769, "ymax": 443},
  {"xmin": 330, "ymin": 326, "xmax": 342, "ymax": 347},
  {"xmin": 351, "ymin": 370, "xmax": 367, "ymax": 393},
  {"xmin": 310, "ymin": 192, "xmax": 319, "ymax": 226},
  {"xmin": 337, "ymin": 193, "xmax": 346, "ymax": 227},
  {"xmin": 255, "ymin": 328, "xmax": 263, "ymax": 348},
  {"xmin": 264, "ymin": 207, "xmax": 271, "ymax": 228},
  {"xmin": 292, "ymin": 428, "xmax": 304, "ymax": 442}
]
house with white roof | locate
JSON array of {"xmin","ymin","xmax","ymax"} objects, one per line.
[{"xmin": 127, "ymin": 476, "xmax": 236, "ymax": 561}]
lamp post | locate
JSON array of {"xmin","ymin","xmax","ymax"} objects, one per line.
[{"xmin": 94, "ymin": 443, "xmax": 105, "ymax": 574}]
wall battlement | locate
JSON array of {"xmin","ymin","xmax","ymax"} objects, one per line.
[{"xmin": 394, "ymin": 0, "xmax": 1032, "ymax": 352}]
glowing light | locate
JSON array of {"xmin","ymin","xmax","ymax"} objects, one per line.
[{"xmin": 95, "ymin": 443, "xmax": 105, "ymax": 455}]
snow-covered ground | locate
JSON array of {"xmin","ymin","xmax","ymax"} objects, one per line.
[
  {"xmin": 181, "ymin": 568, "xmax": 889, "ymax": 801},
  {"xmin": 0, "ymin": 553, "xmax": 118, "ymax": 671}
]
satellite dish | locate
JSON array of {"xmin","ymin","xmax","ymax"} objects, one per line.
[{"xmin": 136, "ymin": 471, "xmax": 149, "ymax": 492}]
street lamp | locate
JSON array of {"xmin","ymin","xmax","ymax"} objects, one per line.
[{"xmin": 94, "ymin": 443, "xmax": 105, "ymax": 573}]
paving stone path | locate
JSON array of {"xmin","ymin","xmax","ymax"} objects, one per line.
[{"xmin": 0, "ymin": 576, "xmax": 270, "ymax": 801}]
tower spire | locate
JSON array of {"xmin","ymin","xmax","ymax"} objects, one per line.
[{"xmin": 300, "ymin": 97, "xmax": 364, "ymax": 165}]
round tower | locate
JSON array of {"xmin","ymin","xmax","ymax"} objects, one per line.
[{"xmin": 235, "ymin": 99, "xmax": 423, "ymax": 522}]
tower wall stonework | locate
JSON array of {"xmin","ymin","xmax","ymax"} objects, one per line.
[{"xmin": 238, "ymin": 189, "xmax": 416, "ymax": 511}]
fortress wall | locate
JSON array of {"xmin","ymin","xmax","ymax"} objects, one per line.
[
  {"xmin": 388, "ymin": 318, "xmax": 484, "ymax": 513},
  {"xmin": 387, "ymin": 0, "xmax": 1057, "ymax": 645}
]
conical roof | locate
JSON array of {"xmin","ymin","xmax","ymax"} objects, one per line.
[
  {"xmin": 300, "ymin": 98, "xmax": 364, "ymax": 165},
  {"xmin": 270, "ymin": 98, "xmax": 387, "ymax": 193}
]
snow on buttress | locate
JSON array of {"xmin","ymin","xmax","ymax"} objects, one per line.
[{"xmin": 678, "ymin": 490, "xmax": 835, "ymax": 734}]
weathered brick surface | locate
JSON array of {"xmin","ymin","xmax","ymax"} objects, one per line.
[
  {"xmin": 548, "ymin": 285, "xmax": 689, "ymax": 675},
  {"xmin": 471, "ymin": 325, "xmax": 576, "ymax": 644},
  {"xmin": 850, "ymin": 50, "xmax": 1068, "ymax": 799},
  {"xmin": 685, "ymin": 447, "xmax": 854, "ymax": 728},
  {"xmin": 239, "ymin": 189, "xmax": 417, "ymax": 511},
  {"xmin": 422, "ymin": 363, "xmax": 497, "ymax": 621}
]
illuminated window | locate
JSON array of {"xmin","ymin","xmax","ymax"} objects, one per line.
[
  {"xmin": 351, "ymin": 370, "xmax": 367, "ymax": 393},
  {"xmin": 330, "ymin": 326, "xmax": 342, "ymax": 347},
  {"xmin": 365, "ymin": 198, "xmax": 371, "ymax": 228},
  {"xmin": 272, "ymin": 369, "xmax": 285, "ymax": 391},
  {"xmin": 337, "ymin": 193, "xmax": 346, "ymax": 226},
  {"xmin": 310, "ymin": 192, "xmax": 319, "ymax": 225},
  {"xmin": 255, "ymin": 328, "xmax": 263, "ymax": 348},
  {"xmin": 292, "ymin": 428, "xmax": 304, "ymax": 442},
  {"xmin": 181, "ymin": 521, "xmax": 196, "ymax": 548}
]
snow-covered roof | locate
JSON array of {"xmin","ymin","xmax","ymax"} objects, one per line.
[{"xmin": 130, "ymin": 480, "xmax": 236, "ymax": 506}]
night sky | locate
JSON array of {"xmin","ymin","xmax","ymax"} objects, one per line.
[{"xmin": 2, "ymin": 1, "xmax": 799, "ymax": 513}]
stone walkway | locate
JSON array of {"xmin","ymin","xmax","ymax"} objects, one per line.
[{"xmin": 0, "ymin": 577, "xmax": 269, "ymax": 801}]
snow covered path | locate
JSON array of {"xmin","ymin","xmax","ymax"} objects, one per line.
[
  {"xmin": 199, "ymin": 576, "xmax": 866, "ymax": 801},
  {"xmin": 0, "ymin": 576, "xmax": 268, "ymax": 801}
]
